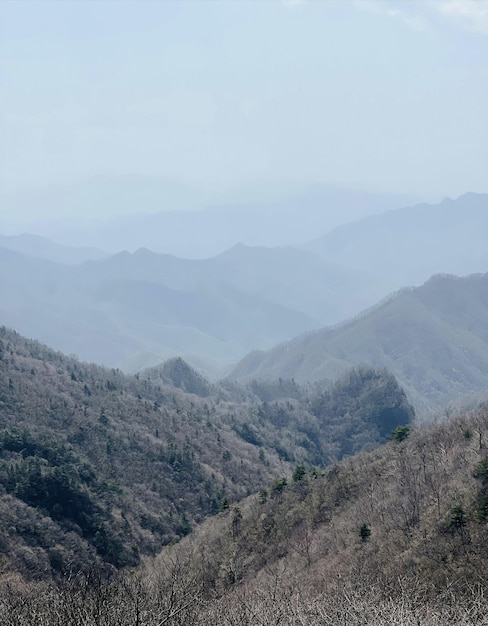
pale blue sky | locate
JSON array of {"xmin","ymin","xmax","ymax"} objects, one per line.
[{"xmin": 1, "ymin": 0, "xmax": 488, "ymax": 199}]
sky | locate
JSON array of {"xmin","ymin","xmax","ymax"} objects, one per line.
[{"xmin": 1, "ymin": 0, "xmax": 488, "ymax": 204}]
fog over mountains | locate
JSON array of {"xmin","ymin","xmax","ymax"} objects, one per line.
[
  {"xmin": 1, "ymin": 178, "xmax": 416, "ymax": 257},
  {"xmin": 1, "ymin": 191, "xmax": 487, "ymax": 393}
]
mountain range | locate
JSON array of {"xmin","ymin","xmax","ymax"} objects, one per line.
[
  {"xmin": 0, "ymin": 232, "xmax": 106, "ymax": 265},
  {"xmin": 0, "ymin": 245, "xmax": 325, "ymax": 372},
  {"xmin": 1, "ymin": 177, "xmax": 415, "ymax": 257},
  {"xmin": 0, "ymin": 325, "xmax": 412, "ymax": 578},
  {"xmin": 1, "ymin": 184, "xmax": 488, "ymax": 623},
  {"xmin": 0, "ymin": 191, "xmax": 487, "ymax": 407},
  {"xmin": 1, "ymin": 328, "xmax": 486, "ymax": 622}
]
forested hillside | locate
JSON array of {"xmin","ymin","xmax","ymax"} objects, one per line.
[
  {"xmin": 229, "ymin": 271, "xmax": 488, "ymax": 413},
  {"xmin": 1, "ymin": 402, "xmax": 487, "ymax": 624},
  {"xmin": 0, "ymin": 326, "xmax": 412, "ymax": 579},
  {"xmin": 147, "ymin": 403, "xmax": 488, "ymax": 625},
  {"xmin": 0, "ymin": 327, "xmax": 283, "ymax": 577}
]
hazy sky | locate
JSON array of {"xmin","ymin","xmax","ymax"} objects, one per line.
[{"xmin": 1, "ymin": 0, "xmax": 488, "ymax": 199}]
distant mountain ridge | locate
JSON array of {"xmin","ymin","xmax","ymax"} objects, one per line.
[
  {"xmin": 1, "ymin": 191, "xmax": 487, "ymax": 380},
  {"xmin": 0, "ymin": 245, "xmax": 322, "ymax": 372},
  {"xmin": 0, "ymin": 243, "xmax": 374, "ymax": 373},
  {"xmin": 0, "ymin": 233, "xmax": 106, "ymax": 264},
  {"xmin": 228, "ymin": 271, "xmax": 488, "ymax": 413},
  {"xmin": 306, "ymin": 192, "xmax": 488, "ymax": 289},
  {"xmin": 2, "ymin": 177, "xmax": 415, "ymax": 257}
]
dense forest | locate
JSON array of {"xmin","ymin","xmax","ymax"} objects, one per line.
[
  {"xmin": 0, "ymin": 321, "xmax": 486, "ymax": 624},
  {"xmin": 0, "ymin": 400, "xmax": 487, "ymax": 624},
  {"xmin": 0, "ymin": 326, "xmax": 413, "ymax": 579}
]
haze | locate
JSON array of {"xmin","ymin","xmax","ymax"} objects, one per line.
[
  {"xmin": 1, "ymin": 0, "xmax": 488, "ymax": 234},
  {"xmin": 1, "ymin": 0, "xmax": 488, "ymax": 372}
]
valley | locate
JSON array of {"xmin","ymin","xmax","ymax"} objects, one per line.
[
  {"xmin": 0, "ymin": 323, "xmax": 486, "ymax": 622},
  {"xmin": 2, "ymin": 1, "xmax": 488, "ymax": 621},
  {"xmin": 1, "ymin": 190, "xmax": 488, "ymax": 622}
]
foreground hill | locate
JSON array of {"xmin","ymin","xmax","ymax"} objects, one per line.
[
  {"xmin": 0, "ymin": 327, "xmax": 286, "ymax": 577},
  {"xmin": 0, "ymin": 326, "xmax": 412, "ymax": 579},
  {"xmin": 2, "ymin": 403, "xmax": 487, "ymax": 624},
  {"xmin": 147, "ymin": 404, "xmax": 488, "ymax": 624},
  {"xmin": 228, "ymin": 271, "xmax": 488, "ymax": 413}
]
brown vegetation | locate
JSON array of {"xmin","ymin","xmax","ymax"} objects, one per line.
[
  {"xmin": 0, "ymin": 326, "xmax": 413, "ymax": 578},
  {"xmin": 0, "ymin": 405, "xmax": 487, "ymax": 623}
]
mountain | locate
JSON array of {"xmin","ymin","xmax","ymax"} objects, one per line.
[
  {"xmin": 2, "ymin": 401, "xmax": 487, "ymax": 624},
  {"xmin": 0, "ymin": 326, "xmax": 289, "ymax": 578},
  {"xmin": 228, "ymin": 271, "xmax": 488, "ymax": 413},
  {"xmin": 0, "ymin": 243, "xmax": 379, "ymax": 374},
  {"xmin": 0, "ymin": 326, "xmax": 412, "ymax": 580},
  {"xmin": 2, "ymin": 191, "xmax": 486, "ymax": 378},
  {"xmin": 0, "ymin": 246, "xmax": 321, "ymax": 372},
  {"xmin": 0, "ymin": 233, "xmax": 106, "ymax": 265},
  {"xmin": 3, "ymin": 177, "xmax": 414, "ymax": 257},
  {"xmin": 212, "ymin": 244, "xmax": 375, "ymax": 323},
  {"xmin": 306, "ymin": 192, "xmax": 488, "ymax": 290},
  {"xmin": 144, "ymin": 356, "xmax": 215, "ymax": 397}
]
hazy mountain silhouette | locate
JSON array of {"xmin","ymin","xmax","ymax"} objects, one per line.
[
  {"xmin": 1, "ymin": 192, "xmax": 486, "ymax": 379},
  {"xmin": 0, "ymin": 233, "xmax": 106, "ymax": 264},
  {"xmin": 84, "ymin": 244, "xmax": 374, "ymax": 325},
  {"xmin": 0, "ymin": 246, "xmax": 321, "ymax": 372},
  {"xmin": 306, "ymin": 192, "xmax": 488, "ymax": 289},
  {"xmin": 3, "ymin": 177, "xmax": 414, "ymax": 257}
]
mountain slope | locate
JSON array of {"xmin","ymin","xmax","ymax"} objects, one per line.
[
  {"xmin": 0, "ymin": 326, "xmax": 413, "ymax": 579},
  {"xmin": 3, "ymin": 404, "xmax": 487, "ymax": 624},
  {"xmin": 151, "ymin": 404, "xmax": 488, "ymax": 624},
  {"xmin": 228, "ymin": 272, "xmax": 488, "ymax": 413},
  {"xmin": 0, "ymin": 327, "xmax": 289, "ymax": 577},
  {"xmin": 212, "ymin": 243, "xmax": 374, "ymax": 323}
]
